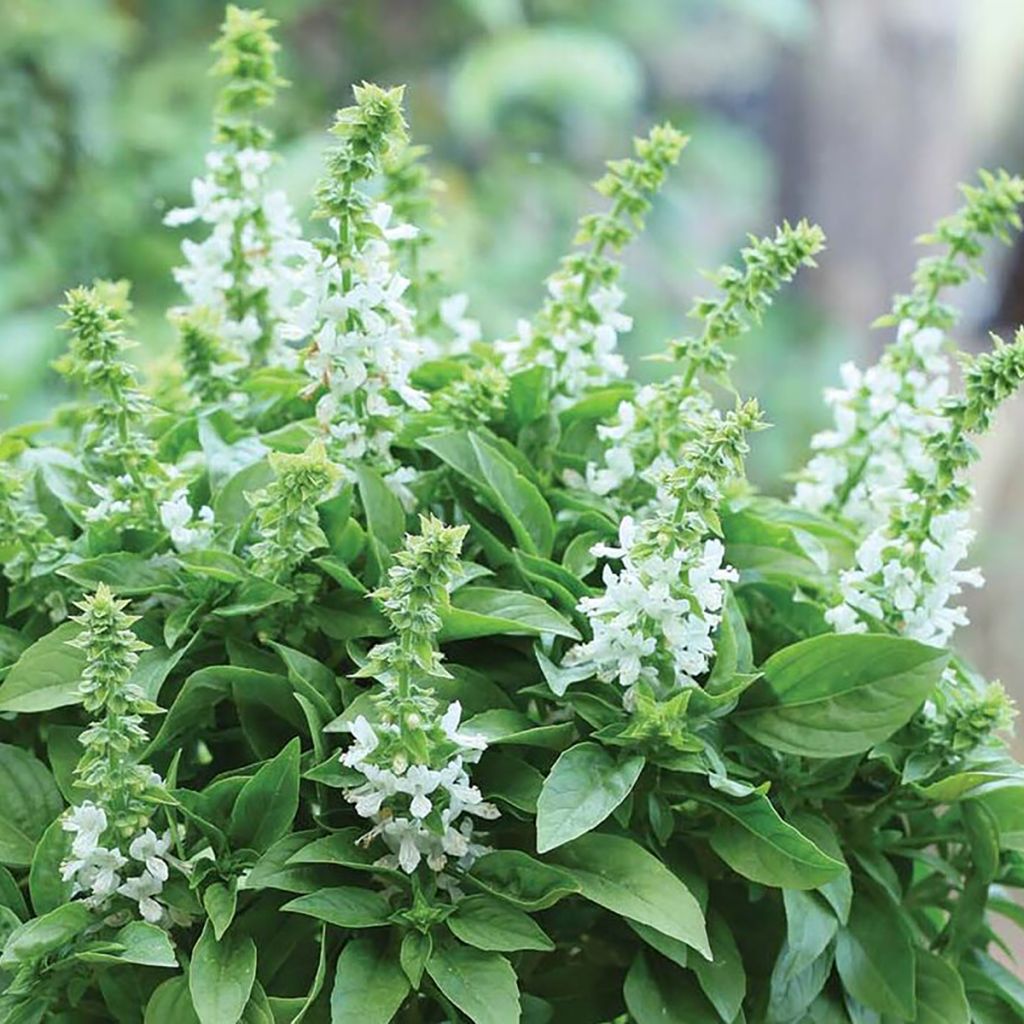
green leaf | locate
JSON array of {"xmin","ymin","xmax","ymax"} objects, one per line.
[
  {"xmin": 692, "ymin": 911, "xmax": 746, "ymax": 1022},
  {"xmin": 355, "ymin": 464, "xmax": 405, "ymax": 582},
  {"xmin": 447, "ymin": 895, "xmax": 554, "ymax": 952},
  {"xmin": 462, "ymin": 709, "xmax": 575, "ymax": 750},
  {"xmin": 282, "ymin": 887, "xmax": 391, "ymax": 929},
  {"xmin": 229, "ymin": 738, "xmax": 301, "ymax": 853},
  {"xmin": 0, "ymin": 622, "xmax": 85, "ymax": 713},
  {"xmin": 536, "ymin": 742, "xmax": 644, "ymax": 852},
  {"xmin": 703, "ymin": 792, "xmax": 846, "ymax": 890},
  {"xmin": 912, "ymin": 951, "xmax": 969, "ymax": 1024},
  {"xmin": 425, "ymin": 943, "xmax": 521, "ymax": 1024},
  {"xmin": 467, "ymin": 850, "xmax": 580, "ymax": 910},
  {"xmin": 548, "ymin": 833, "xmax": 710, "ymax": 959},
  {"xmin": 58, "ymin": 552, "xmax": 180, "ymax": 596},
  {"xmin": 111, "ymin": 921, "xmax": 179, "ymax": 967},
  {"xmin": 0, "ymin": 744, "xmax": 63, "ymax": 866},
  {"xmin": 203, "ymin": 882, "xmax": 237, "ymax": 941},
  {"xmin": 330, "ymin": 937, "xmax": 409, "ymax": 1024},
  {"xmin": 29, "ymin": 819, "xmax": 71, "ymax": 914},
  {"xmin": 834, "ymin": 887, "xmax": 915, "ymax": 1019},
  {"xmin": 145, "ymin": 976, "xmax": 200, "ymax": 1024},
  {"xmin": 781, "ymin": 889, "xmax": 837, "ymax": 978},
  {"xmin": 736, "ymin": 633, "xmax": 948, "ymax": 757},
  {"xmin": 0, "ymin": 901, "xmax": 91, "ymax": 965},
  {"xmin": 623, "ymin": 952, "xmax": 717, "ymax": 1024},
  {"xmin": 442, "ymin": 587, "xmax": 580, "ymax": 641},
  {"xmin": 189, "ymin": 921, "xmax": 258, "ymax": 1024},
  {"xmin": 420, "ymin": 430, "xmax": 554, "ymax": 556},
  {"xmin": 475, "ymin": 753, "xmax": 543, "ymax": 814},
  {"xmin": 287, "ymin": 828, "xmax": 407, "ymax": 881}
]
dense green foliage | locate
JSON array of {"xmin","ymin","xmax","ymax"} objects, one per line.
[{"xmin": 1, "ymin": 8, "xmax": 1024, "ymax": 1023}]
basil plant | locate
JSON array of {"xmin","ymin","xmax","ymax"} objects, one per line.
[{"xmin": 2, "ymin": 7, "xmax": 1024, "ymax": 1023}]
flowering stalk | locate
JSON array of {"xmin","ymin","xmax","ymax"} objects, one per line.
[
  {"xmin": 568, "ymin": 401, "xmax": 763, "ymax": 703},
  {"xmin": 827, "ymin": 330, "xmax": 1024, "ymax": 644},
  {"xmin": 339, "ymin": 516, "xmax": 497, "ymax": 875},
  {"xmin": 62, "ymin": 585, "xmax": 175, "ymax": 923},
  {"xmin": 0, "ymin": 464, "xmax": 67, "ymax": 591},
  {"xmin": 165, "ymin": 4, "xmax": 305, "ymax": 375},
  {"xmin": 247, "ymin": 438, "xmax": 341, "ymax": 585},
  {"xmin": 292, "ymin": 83, "xmax": 428, "ymax": 497},
  {"xmin": 793, "ymin": 171, "xmax": 1024, "ymax": 531},
  {"xmin": 56, "ymin": 282, "xmax": 165, "ymax": 528},
  {"xmin": 499, "ymin": 124, "xmax": 687, "ymax": 406},
  {"xmin": 582, "ymin": 221, "xmax": 824, "ymax": 503}
]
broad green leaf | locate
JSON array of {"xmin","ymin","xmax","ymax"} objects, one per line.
[
  {"xmin": 425, "ymin": 943, "xmax": 520, "ymax": 1024},
  {"xmin": 442, "ymin": 587, "xmax": 580, "ymax": 641},
  {"xmin": 229, "ymin": 738, "xmax": 301, "ymax": 853},
  {"xmin": 0, "ymin": 623, "xmax": 85, "ymax": 713},
  {"xmin": 912, "ymin": 951, "xmax": 969, "ymax": 1024},
  {"xmin": 287, "ymin": 828, "xmax": 406, "ymax": 881},
  {"xmin": 447, "ymin": 895, "xmax": 554, "ymax": 951},
  {"xmin": 704, "ymin": 792, "xmax": 845, "ymax": 890},
  {"xmin": 0, "ymin": 744, "xmax": 63, "ymax": 866},
  {"xmin": 468, "ymin": 850, "xmax": 580, "ymax": 910},
  {"xmin": 692, "ymin": 911, "xmax": 746, "ymax": 1022},
  {"xmin": 834, "ymin": 888, "xmax": 915, "ymax": 1019},
  {"xmin": 462, "ymin": 709, "xmax": 575, "ymax": 750},
  {"xmin": 145, "ymin": 976, "xmax": 200, "ymax": 1024},
  {"xmin": 736, "ymin": 633, "xmax": 948, "ymax": 757},
  {"xmin": 782, "ymin": 889, "xmax": 837, "ymax": 978},
  {"xmin": 536, "ymin": 742, "xmax": 644, "ymax": 852},
  {"xmin": 0, "ymin": 902, "xmax": 92, "ymax": 966},
  {"xmin": 975, "ymin": 784, "xmax": 1024, "ymax": 851},
  {"xmin": 768, "ymin": 942, "xmax": 835, "ymax": 1022},
  {"xmin": 330, "ymin": 937, "xmax": 409, "ymax": 1024},
  {"xmin": 189, "ymin": 921, "xmax": 258, "ymax": 1024},
  {"xmin": 58, "ymin": 552, "xmax": 180, "ymax": 596},
  {"xmin": 355, "ymin": 464, "xmax": 405, "ymax": 582},
  {"xmin": 623, "ymin": 952, "xmax": 717, "ymax": 1024},
  {"xmin": 203, "ymin": 881, "xmax": 237, "ymax": 941},
  {"xmin": 110, "ymin": 921, "xmax": 178, "ymax": 967},
  {"xmin": 282, "ymin": 887, "xmax": 391, "ymax": 929},
  {"xmin": 29, "ymin": 819, "xmax": 71, "ymax": 914},
  {"xmin": 549, "ymin": 833, "xmax": 710, "ymax": 958},
  {"xmin": 475, "ymin": 752, "xmax": 544, "ymax": 814},
  {"xmin": 420, "ymin": 430, "xmax": 555, "ymax": 556}
]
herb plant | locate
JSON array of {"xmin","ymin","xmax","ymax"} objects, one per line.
[{"xmin": 2, "ymin": 8, "xmax": 1024, "ymax": 1023}]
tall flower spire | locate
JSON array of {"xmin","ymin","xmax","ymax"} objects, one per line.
[
  {"xmin": 793, "ymin": 171, "xmax": 1024, "ymax": 534},
  {"xmin": 164, "ymin": 5, "xmax": 306, "ymax": 376},
  {"xmin": 499, "ymin": 124, "xmax": 687, "ymax": 407},
  {"xmin": 339, "ymin": 516, "xmax": 497, "ymax": 875}
]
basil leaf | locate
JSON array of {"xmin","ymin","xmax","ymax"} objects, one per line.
[
  {"xmin": 549, "ymin": 833, "xmax": 710, "ymax": 959},
  {"xmin": 447, "ymin": 895, "xmax": 554, "ymax": 952},
  {"xmin": 536, "ymin": 742, "xmax": 644, "ymax": 853},
  {"xmin": 330, "ymin": 938, "xmax": 409, "ymax": 1024},
  {"xmin": 188, "ymin": 922, "xmax": 257, "ymax": 1024},
  {"xmin": 736, "ymin": 633, "xmax": 948, "ymax": 757},
  {"xmin": 425, "ymin": 943, "xmax": 520, "ymax": 1024}
]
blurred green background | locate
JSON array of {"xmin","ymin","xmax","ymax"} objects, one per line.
[{"xmin": 2, "ymin": 0, "xmax": 1024, "ymax": 709}]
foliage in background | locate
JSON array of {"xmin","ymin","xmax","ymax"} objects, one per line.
[{"xmin": 2, "ymin": 8, "xmax": 1024, "ymax": 1022}]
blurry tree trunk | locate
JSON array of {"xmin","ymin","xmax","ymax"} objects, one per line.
[{"xmin": 775, "ymin": 0, "xmax": 965, "ymax": 341}]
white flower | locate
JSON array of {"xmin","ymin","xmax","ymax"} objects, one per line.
[
  {"xmin": 159, "ymin": 490, "xmax": 214, "ymax": 552},
  {"xmin": 63, "ymin": 845, "xmax": 127, "ymax": 900},
  {"xmin": 128, "ymin": 829, "xmax": 172, "ymax": 883},
  {"xmin": 118, "ymin": 870, "xmax": 165, "ymax": 923},
  {"xmin": 63, "ymin": 802, "xmax": 108, "ymax": 858}
]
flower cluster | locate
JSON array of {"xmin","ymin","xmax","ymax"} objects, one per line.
[
  {"xmin": 794, "ymin": 171, "xmax": 1024, "ymax": 534},
  {"xmin": 580, "ymin": 221, "xmax": 824, "ymax": 505},
  {"xmin": 56, "ymin": 282, "xmax": 166, "ymax": 529},
  {"xmin": 340, "ymin": 516, "xmax": 498, "ymax": 875},
  {"xmin": 498, "ymin": 124, "xmax": 687, "ymax": 406},
  {"xmin": 164, "ymin": 5, "xmax": 307, "ymax": 374},
  {"xmin": 826, "ymin": 330, "xmax": 1024, "ymax": 644},
  {"xmin": 568, "ymin": 402, "xmax": 761, "ymax": 702},
  {"xmin": 0, "ymin": 463, "xmax": 67, "ymax": 596},
  {"xmin": 289, "ymin": 85, "xmax": 429, "ymax": 498},
  {"xmin": 247, "ymin": 439, "xmax": 341, "ymax": 585},
  {"xmin": 61, "ymin": 585, "xmax": 176, "ymax": 923}
]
